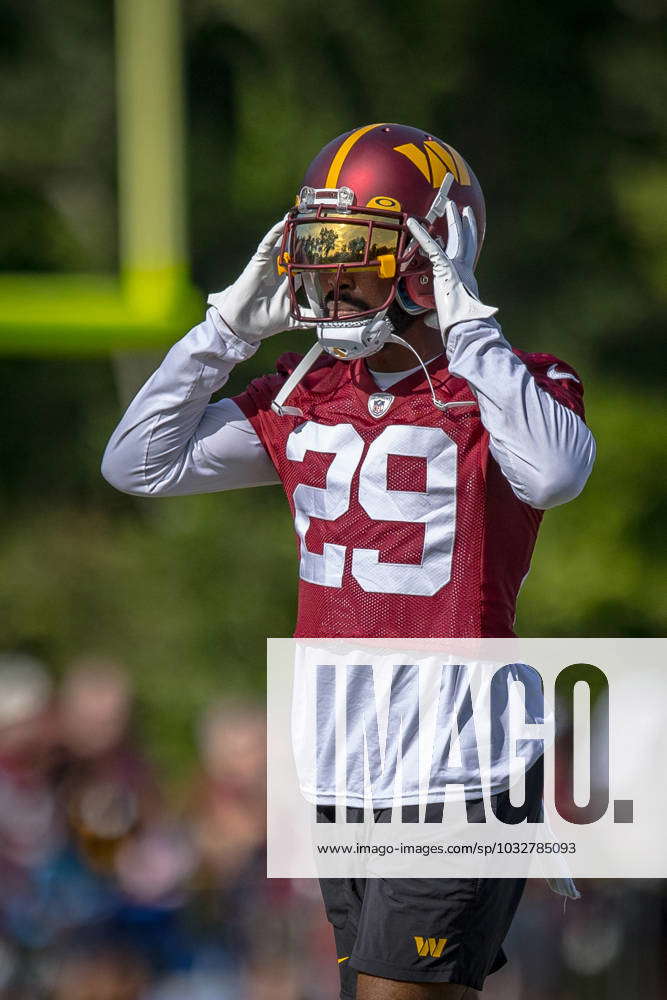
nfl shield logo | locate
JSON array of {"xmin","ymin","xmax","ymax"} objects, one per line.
[{"xmin": 368, "ymin": 392, "xmax": 394, "ymax": 419}]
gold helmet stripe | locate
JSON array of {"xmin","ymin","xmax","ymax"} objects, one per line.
[
  {"xmin": 435, "ymin": 141, "xmax": 471, "ymax": 185},
  {"xmin": 425, "ymin": 141, "xmax": 460, "ymax": 183},
  {"xmin": 324, "ymin": 123, "xmax": 387, "ymax": 188}
]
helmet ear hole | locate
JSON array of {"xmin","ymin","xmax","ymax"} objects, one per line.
[{"xmin": 403, "ymin": 272, "xmax": 435, "ymax": 310}]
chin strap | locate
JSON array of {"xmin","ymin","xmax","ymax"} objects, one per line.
[
  {"xmin": 271, "ymin": 342, "xmax": 324, "ymax": 416},
  {"xmin": 387, "ymin": 334, "xmax": 478, "ymax": 414},
  {"xmin": 270, "ymin": 332, "xmax": 479, "ymax": 419},
  {"xmin": 271, "ymin": 322, "xmax": 477, "ymax": 417}
]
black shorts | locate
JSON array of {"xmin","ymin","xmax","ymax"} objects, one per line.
[{"xmin": 318, "ymin": 762, "xmax": 543, "ymax": 998}]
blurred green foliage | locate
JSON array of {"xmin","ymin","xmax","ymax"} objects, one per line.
[{"xmin": 0, "ymin": 0, "xmax": 665, "ymax": 771}]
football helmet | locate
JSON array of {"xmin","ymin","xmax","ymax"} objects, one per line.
[{"xmin": 278, "ymin": 123, "xmax": 485, "ymax": 359}]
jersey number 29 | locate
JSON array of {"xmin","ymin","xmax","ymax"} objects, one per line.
[{"xmin": 286, "ymin": 422, "xmax": 457, "ymax": 597}]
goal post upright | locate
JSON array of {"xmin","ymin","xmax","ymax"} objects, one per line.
[{"xmin": 0, "ymin": 0, "xmax": 202, "ymax": 356}]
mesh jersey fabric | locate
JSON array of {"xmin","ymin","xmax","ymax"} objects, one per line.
[{"xmin": 233, "ymin": 349, "xmax": 585, "ymax": 640}]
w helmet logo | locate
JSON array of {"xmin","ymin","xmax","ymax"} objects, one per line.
[
  {"xmin": 414, "ymin": 936, "xmax": 447, "ymax": 958},
  {"xmin": 394, "ymin": 140, "xmax": 471, "ymax": 188}
]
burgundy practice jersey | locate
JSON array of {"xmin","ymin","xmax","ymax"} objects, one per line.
[{"xmin": 233, "ymin": 352, "xmax": 585, "ymax": 639}]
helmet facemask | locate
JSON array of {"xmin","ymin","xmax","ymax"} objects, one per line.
[
  {"xmin": 278, "ymin": 186, "xmax": 438, "ymax": 359},
  {"xmin": 277, "ymin": 181, "xmax": 450, "ymax": 359},
  {"xmin": 280, "ymin": 186, "xmax": 408, "ymax": 319}
]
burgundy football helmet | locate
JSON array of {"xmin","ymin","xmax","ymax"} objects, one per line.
[
  {"xmin": 270, "ymin": 124, "xmax": 486, "ymax": 414},
  {"xmin": 279, "ymin": 123, "xmax": 485, "ymax": 329}
]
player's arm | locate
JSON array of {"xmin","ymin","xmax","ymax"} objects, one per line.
[
  {"xmin": 101, "ymin": 308, "xmax": 279, "ymax": 496},
  {"xmin": 407, "ymin": 207, "xmax": 596, "ymax": 510},
  {"xmin": 445, "ymin": 317, "xmax": 595, "ymax": 509},
  {"xmin": 102, "ymin": 219, "xmax": 306, "ymax": 497}
]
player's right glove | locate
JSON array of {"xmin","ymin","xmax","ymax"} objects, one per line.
[{"xmin": 207, "ymin": 218, "xmax": 313, "ymax": 344}]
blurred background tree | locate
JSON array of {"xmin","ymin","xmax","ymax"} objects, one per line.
[{"xmin": 0, "ymin": 0, "xmax": 665, "ymax": 772}]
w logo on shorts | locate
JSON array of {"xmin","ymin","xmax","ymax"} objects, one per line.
[{"xmin": 414, "ymin": 936, "xmax": 447, "ymax": 958}]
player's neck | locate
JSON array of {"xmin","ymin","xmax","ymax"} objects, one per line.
[{"xmin": 368, "ymin": 319, "xmax": 443, "ymax": 373}]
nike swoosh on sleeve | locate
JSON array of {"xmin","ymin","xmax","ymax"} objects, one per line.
[{"xmin": 546, "ymin": 363, "xmax": 580, "ymax": 383}]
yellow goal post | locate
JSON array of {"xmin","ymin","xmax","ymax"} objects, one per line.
[{"xmin": 0, "ymin": 0, "xmax": 201, "ymax": 357}]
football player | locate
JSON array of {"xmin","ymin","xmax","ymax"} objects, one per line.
[{"xmin": 102, "ymin": 124, "xmax": 596, "ymax": 999}]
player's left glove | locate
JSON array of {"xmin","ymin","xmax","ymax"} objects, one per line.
[{"xmin": 406, "ymin": 201, "xmax": 498, "ymax": 340}]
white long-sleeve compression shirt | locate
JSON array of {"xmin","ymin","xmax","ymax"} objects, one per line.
[{"xmin": 102, "ymin": 309, "xmax": 595, "ymax": 509}]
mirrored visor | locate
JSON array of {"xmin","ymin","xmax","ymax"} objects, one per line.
[{"xmin": 291, "ymin": 214, "xmax": 399, "ymax": 267}]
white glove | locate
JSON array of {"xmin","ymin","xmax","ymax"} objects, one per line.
[
  {"xmin": 207, "ymin": 218, "xmax": 313, "ymax": 344},
  {"xmin": 406, "ymin": 201, "xmax": 498, "ymax": 338}
]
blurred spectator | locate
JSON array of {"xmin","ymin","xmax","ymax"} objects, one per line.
[
  {"xmin": 0, "ymin": 654, "xmax": 63, "ymax": 870},
  {"xmin": 58, "ymin": 656, "xmax": 162, "ymax": 875},
  {"xmin": 59, "ymin": 658, "xmax": 132, "ymax": 760},
  {"xmin": 191, "ymin": 700, "xmax": 266, "ymax": 882}
]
